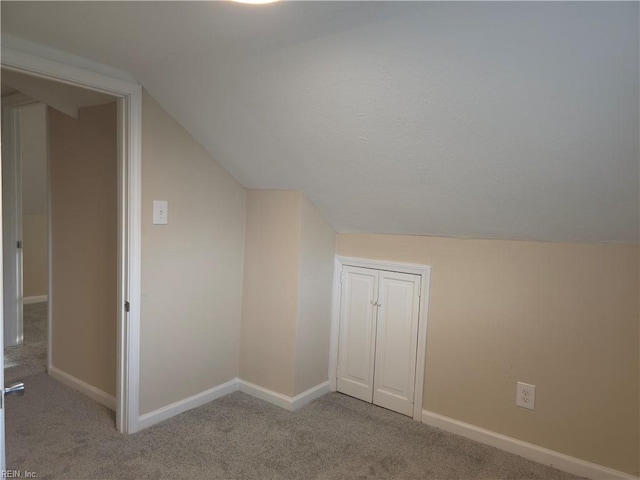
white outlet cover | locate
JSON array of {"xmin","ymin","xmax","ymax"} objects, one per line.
[
  {"xmin": 153, "ymin": 200, "xmax": 168, "ymax": 225},
  {"xmin": 516, "ymin": 382, "xmax": 535, "ymax": 410}
]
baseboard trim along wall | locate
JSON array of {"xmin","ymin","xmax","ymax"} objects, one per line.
[
  {"xmin": 138, "ymin": 378, "xmax": 238, "ymax": 430},
  {"xmin": 237, "ymin": 379, "xmax": 293, "ymax": 410},
  {"xmin": 49, "ymin": 366, "xmax": 116, "ymax": 411},
  {"xmin": 138, "ymin": 378, "xmax": 332, "ymax": 429},
  {"xmin": 421, "ymin": 410, "xmax": 638, "ymax": 480},
  {"xmin": 23, "ymin": 295, "xmax": 48, "ymax": 305},
  {"xmin": 237, "ymin": 379, "xmax": 331, "ymax": 412},
  {"xmin": 291, "ymin": 381, "xmax": 331, "ymax": 411}
]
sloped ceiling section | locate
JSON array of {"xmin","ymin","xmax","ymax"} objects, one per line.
[{"xmin": 3, "ymin": 2, "xmax": 638, "ymax": 243}]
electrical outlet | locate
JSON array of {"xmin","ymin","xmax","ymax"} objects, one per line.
[{"xmin": 516, "ymin": 382, "xmax": 535, "ymax": 410}]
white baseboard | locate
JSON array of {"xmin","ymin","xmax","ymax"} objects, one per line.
[
  {"xmin": 138, "ymin": 377, "xmax": 239, "ymax": 430},
  {"xmin": 238, "ymin": 379, "xmax": 295, "ymax": 410},
  {"xmin": 49, "ymin": 366, "xmax": 116, "ymax": 411},
  {"xmin": 136, "ymin": 378, "xmax": 330, "ymax": 431},
  {"xmin": 23, "ymin": 295, "xmax": 48, "ymax": 305},
  {"xmin": 237, "ymin": 379, "xmax": 330, "ymax": 411},
  {"xmin": 422, "ymin": 410, "xmax": 638, "ymax": 480},
  {"xmin": 292, "ymin": 381, "xmax": 330, "ymax": 410}
]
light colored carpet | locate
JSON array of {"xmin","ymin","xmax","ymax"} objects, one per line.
[
  {"xmin": 5, "ymin": 302, "xmax": 47, "ymax": 383},
  {"xmin": 6, "ymin": 372, "xmax": 585, "ymax": 480}
]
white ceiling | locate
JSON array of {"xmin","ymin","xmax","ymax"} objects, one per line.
[{"xmin": 3, "ymin": 1, "xmax": 638, "ymax": 243}]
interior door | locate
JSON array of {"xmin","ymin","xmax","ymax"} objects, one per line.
[
  {"xmin": 0, "ymin": 103, "xmax": 9, "ymax": 471},
  {"xmin": 0, "ymin": 292, "xmax": 5, "ymax": 472},
  {"xmin": 372, "ymin": 271, "xmax": 420, "ymax": 416},
  {"xmin": 2, "ymin": 106, "xmax": 23, "ymax": 348},
  {"xmin": 336, "ymin": 266, "xmax": 378, "ymax": 403}
]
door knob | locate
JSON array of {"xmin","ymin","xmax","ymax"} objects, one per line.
[{"xmin": 5, "ymin": 382, "xmax": 25, "ymax": 396}]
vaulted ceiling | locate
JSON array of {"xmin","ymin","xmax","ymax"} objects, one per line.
[{"xmin": 2, "ymin": 1, "xmax": 638, "ymax": 243}]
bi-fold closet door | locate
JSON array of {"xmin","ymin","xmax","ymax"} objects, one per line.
[{"xmin": 336, "ymin": 265, "xmax": 421, "ymax": 416}]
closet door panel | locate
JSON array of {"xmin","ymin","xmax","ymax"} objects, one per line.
[
  {"xmin": 336, "ymin": 266, "xmax": 378, "ymax": 403},
  {"xmin": 373, "ymin": 271, "xmax": 420, "ymax": 416}
]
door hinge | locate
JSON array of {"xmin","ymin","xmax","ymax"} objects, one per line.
[
  {"xmin": 16, "ymin": 240, "xmax": 22, "ymax": 249},
  {"xmin": 124, "ymin": 301, "xmax": 130, "ymax": 313},
  {"xmin": 336, "ymin": 365, "xmax": 340, "ymax": 378},
  {"xmin": 340, "ymin": 272, "xmax": 345, "ymax": 285}
]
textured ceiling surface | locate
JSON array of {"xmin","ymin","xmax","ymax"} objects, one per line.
[{"xmin": 2, "ymin": 2, "xmax": 638, "ymax": 243}]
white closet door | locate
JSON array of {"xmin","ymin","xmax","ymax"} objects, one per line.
[
  {"xmin": 373, "ymin": 271, "xmax": 420, "ymax": 416},
  {"xmin": 337, "ymin": 266, "xmax": 379, "ymax": 403}
]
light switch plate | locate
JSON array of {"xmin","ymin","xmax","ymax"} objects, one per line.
[{"xmin": 153, "ymin": 200, "xmax": 168, "ymax": 225}]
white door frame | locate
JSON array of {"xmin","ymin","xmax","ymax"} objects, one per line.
[
  {"xmin": 329, "ymin": 255, "xmax": 431, "ymax": 421},
  {"xmin": 1, "ymin": 47, "xmax": 142, "ymax": 434}
]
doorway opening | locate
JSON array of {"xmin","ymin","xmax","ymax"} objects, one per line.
[
  {"xmin": 3, "ymin": 90, "xmax": 120, "ymax": 410},
  {"xmin": 0, "ymin": 48, "xmax": 142, "ymax": 440}
]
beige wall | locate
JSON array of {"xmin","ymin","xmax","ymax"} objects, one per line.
[
  {"xmin": 241, "ymin": 191, "xmax": 336, "ymax": 397},
  {"xmin": 20, "ymin": 103, "xmax": 48, "ymax": 298},
  {"xmin": 337, "ymin": 233, "xmax": 639, "ymax": 475},
  {"xmin": 241, "ymin": 190, "xmax": 301, "ymax": 396},
  {"xmin": 294, "ymin": 196, "xmax": 336, "ymax": 395},
  {"xmin": 22, "ymin": 214, "xmax": 47, "ymax": 298},
  {"xmin": 50, "ymin": 103, "xmax": 117, "ymax": 397},
  {"xmin": 140, "ymin": 90, "xmax": 246, "ymax": 414}
]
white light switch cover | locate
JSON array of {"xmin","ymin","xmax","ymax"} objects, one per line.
[{"xmin": 153, "ymin": 200, "xmax": 168, "ymax": 225}]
